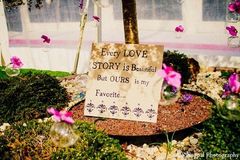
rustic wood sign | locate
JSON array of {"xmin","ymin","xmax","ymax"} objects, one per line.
[{"xmin": 84, "ymin": 43, "xmax": 164, "ymax": 123}]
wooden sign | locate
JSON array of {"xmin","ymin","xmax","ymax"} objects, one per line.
[{"xmin": 84, "ymin": 43, "xmax": 164, "ymax": 123}]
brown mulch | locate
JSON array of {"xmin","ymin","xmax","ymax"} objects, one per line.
[{"xmin": 71, "ymin": 93, "xmax": 212, "ymax": 136}]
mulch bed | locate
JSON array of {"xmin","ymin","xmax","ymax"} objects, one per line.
[{"xmin": 71, "ymin": 92, "xmax": 212, "ymax": 136}]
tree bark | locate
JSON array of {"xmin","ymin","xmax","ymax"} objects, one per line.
[{"xmin": 121, "ymin": 0, "xmax": 139, "ymax": 44}]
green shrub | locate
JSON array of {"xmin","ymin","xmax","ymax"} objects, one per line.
[
  {"xmin": 163, "ymin": 50, "xmax": 192, "ymax": 84},
  {"xmin": 0, "ymin": 74, "xmax": 69, "ymax": 123},
  {"xmin": 199, "ymin": 107, "xmax": 240, "ymax": 160},
  {"xmin": 0, "ymin": 120, "xmax": 127, "ymax": 160}
]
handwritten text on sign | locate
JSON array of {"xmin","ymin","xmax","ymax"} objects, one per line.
[{"xmin": 84, "ymin": 43, "xmax": 164, "ymax": 123}]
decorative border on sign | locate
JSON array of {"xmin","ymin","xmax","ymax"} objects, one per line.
[{"xmin": 85, "ymin": 100, "xmax": 157, "ymax": 120}]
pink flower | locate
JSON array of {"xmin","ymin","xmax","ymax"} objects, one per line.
[
  {"xmin": 157, "ymin": 64, "xmax": 181, "ymax": 89},
  {"xmin": 10, "ymin": 56, "xmax": 23, "ymax": 69},
  {"xmin": 175, "ymin": 25, "xmax": 184, "ymax": 32},
  {"xmin": 47, "ymin": 107, "xmax": 74, "ymax": 124},
  {"xmin": 41, "ymin": 35, "xmax": 50, "ymax": 43},
  {"xmin": 92, "ymin": 16, "xmax": 100, "ymax": 22},
  {"xmin": 228, "ymin": 3, "xmax": 236, "ymax": 12},
  {"xmin": 228, "ymin": 73, "xmax": 240, "ymax": 94},
  {"xmin": 228, "ymin": 0, "xmax": 240, "ymax": 13},
  {"xmin": 226, "ymin": 26, "xmax": 238, "ymax": 37}
]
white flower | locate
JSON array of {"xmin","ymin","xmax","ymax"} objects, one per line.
[
  {"xmin": 23, "ymin": 123, "xmax": 27, "ymax": 127},
  {"xmin": 226, "ymin": 100, "xmax": 238, "ymax": 110},
  {"xmin": 43, "ymin": 117, "xmax": 50, "ymax": 122},
  {"xmin": 37, "ymin": 119, "xmax": 43, "ymax": 123},
  {"xmin": 0, "ymin": 123, "xmax": 10, "ymax": 132}
]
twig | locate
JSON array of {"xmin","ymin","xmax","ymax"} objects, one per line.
[{"xmin": 72, "ymin": 0, "xmax": 90, "ymax": 74}]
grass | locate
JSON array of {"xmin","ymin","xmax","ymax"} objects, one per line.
[{"xmin": 0, "ymin": 66, "xmax": 71, "ymax": 78}]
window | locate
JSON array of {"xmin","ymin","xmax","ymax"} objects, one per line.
[
  {"xmin": 60, "ymin": 0, "xmax": 94, "ymax": 22},
  {"xmin": 28, "ymin": 0, "xmax": 94, "ymax": 23},
  {"xmin": 4, "ymin": 8, "xmax": 22, "ymax": 32},
  {"xmin": 113, "ymin": 0, "xmax": 182, "ymax": 20},
  {"xmin": 202, "ymin": 0, "xmax": 226, "ymax": 21},
  {"xmin": 29, "ymin": 1, "xmax": 58, "ymax": 23},
  {"xmin": 154, "ymin": 0, "xmax": 182, "ymax": 20}
]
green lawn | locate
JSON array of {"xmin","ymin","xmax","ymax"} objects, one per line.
[{"xmin": 0, "ymin": 67, "xmax": 71, "ymax": 78}]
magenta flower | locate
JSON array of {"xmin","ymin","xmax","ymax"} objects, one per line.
[
  {"xmin": 41, "ymin": 35, "xmax": 50, "ymax": 43},
  {"xmin": 228, "ymin": 73, "xmax": 240, "ymax": 94},
  {"xmin": 92, "ymin": 16, "xmax": 100, "ymax": 22},
  {"xmin": 157, "ymin": 64, "xmax": 181, "ymax": 89},
  {"xmin": 10, "ymin": 56, "xmax": 23, "ymax": 69},
  {"xmin": 228, "ymin": 3, "xmax": 236, "ymax": 12},
  {"xmin": 47, "ymin": 107, "xmax": 74, "ymax": 124},
  {"xmin": 226, "ymin": 26, "xmax": 238, "ymax": 36},
  {"xmin": 228, "ymin": 0, "xmax": 240, "ymax": 13},
  {"xmin": 175, "ymin": 25, "xmax": 184, "ymax": 32}
]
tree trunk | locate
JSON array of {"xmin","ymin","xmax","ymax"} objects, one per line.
[{"xmin": 121, "ymin": 0, "xmax": 139, "ymax": 44}]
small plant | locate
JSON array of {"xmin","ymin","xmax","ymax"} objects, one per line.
[
  {"xmin": 164, "ymin": 131, "xmax": 175, "ymax": 160},
  {"xmin": 0, "ymin": 74, "xmax": 69, "ymax": 123}
]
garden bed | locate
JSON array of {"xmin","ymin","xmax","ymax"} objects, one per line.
[{"xmin": 71, "ymin": 92, "xmax": 212, "ymax": 136}]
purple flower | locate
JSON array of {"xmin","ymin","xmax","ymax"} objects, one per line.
[
  {"xmin": 223, "ymin": 83, "xmax": 231, "ymax": 92},
  {"xmin": 226, "ymin": 26, "xmax": 238, "ymax": 37},
  {"xmin": 175, "ymin": 25, "xmax": 184, "ymax": 32},
  {"xmin": 181, "ymin": 93, "xmax": 193, "ymax": 103},
  {"xmin": 10, "ymin": 56, "xmax": 23, "ymax": 69}
]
